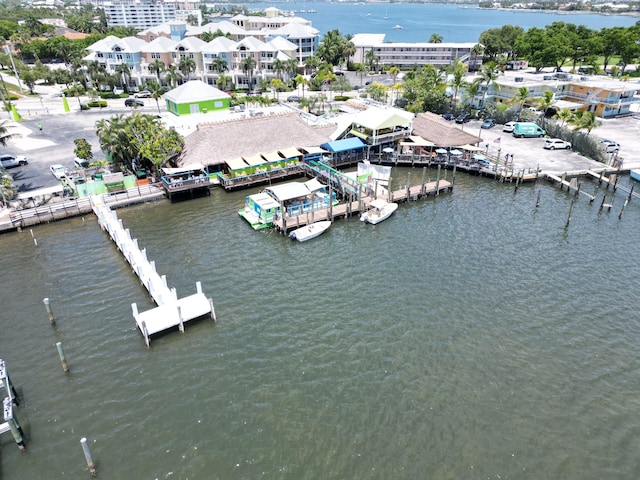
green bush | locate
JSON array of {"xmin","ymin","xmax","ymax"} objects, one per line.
[
  {"xmin": 87, "ymin": 100, "xmax": 107, "ymax": 108},
  {"xmin": 334, "ymin": 95, "xmax": 351, "ymax": 101},
  {"xmin": 98, "ymin": 92, "xmax": 120, "ymax": 99},
  {"xmin": 80, "ymin": 103, "xmax": 90, "ymax": 111}
]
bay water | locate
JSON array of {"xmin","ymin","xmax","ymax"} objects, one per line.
[
  {"xmin": 262, "ymin": 2, "xmax": 639, "ymax": 43},
  {"xmin": 1, "ymin": 171, "xmax": 640, "ymax": 479}
]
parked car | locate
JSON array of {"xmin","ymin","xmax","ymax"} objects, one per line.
[
  {"xmin": 248, "ymin": 90, "xmax": 262, "ymax": 96},
  {"xmin": 481, "ymin": 118, "xmax": 496, "ymax": 129},
  {"xmin": 503, "ymin": 121, "xmax": 516, "ymax": 133},
  {"xmin": 50, "ymin": 164, "xmax": 68, "ymax": 179},
  {"xmin": 74, "ymin": 157, "xmax": 90, "ymax": 168},
  {"xmin": 600, "ymin": 139, "xmax": 620, "ymax": 153},
  {"xmin": 125, "ymin": 98, "xmax": 144, "ymax": 107},
  {"xmin": 543, "ymin": 138, "xmax": 572, "ymax": 150},
  {"xmin": 0, "ymin": 154, "xmax": 28, "ymax": 169},
  {"xmin": 113, "ymin": 87, "xmax": 124, "ymax": 95},
  {"xmin": 134, "ymin": 90, "xmax": 151, "ymax": 98},
  {"xmin": 286, "ymin": 95, "xmax": 300, "ymax": 102},
  {"xmin": 442, "ymin": 113, "xmax": 454, "ymax": 121},
  {"xmin": 455, "ymin": 113, "xmax": 471, "ymax": 124}
]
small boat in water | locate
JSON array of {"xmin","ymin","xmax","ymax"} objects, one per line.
[
  {"xmin": 360, "ymin": 199, "xmax": 398, "ymax": 224},
  {"xmin": 392, "ymin": 24, "xmax": 403, "ymax": 29},
  {"xmin": 289, "ymin": 221, "xmax": 332, "ymax": 242},
  {"xmin": 631, "ymin": 169, "xmax": 640, "ymax": 182}
]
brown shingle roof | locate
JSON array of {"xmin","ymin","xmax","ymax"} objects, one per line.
[
  {"xmin": 412, "ymin": 112, "xmax": 482, "ymax": 148},
  {"xmin": 180, "ymin": 113, "xmax": 335, "ymax": 168}
]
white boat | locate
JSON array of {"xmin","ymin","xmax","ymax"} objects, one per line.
[
  {"xmin": 631, "ymin": 169, "xmax": 640, "ymax": 182},
  {"xmin": 392, "ymin": 24, "xmax": 403, "ymax": 29},
  {"xmin": 360, "ymin": 199, "xmax": 398, "ymax": 224},
  {"xmin": 289, "ymin": 221, "xmax": 332, "ymax": 242}
]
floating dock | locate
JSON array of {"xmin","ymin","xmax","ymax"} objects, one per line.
[{"xmin": 93, "ymin": 204, "xmax": 215, "ymax": 346}]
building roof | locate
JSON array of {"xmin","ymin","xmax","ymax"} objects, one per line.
[
  {"xmin": 201, "ymin": 36, "xmax": 237, "ymax": 53},
  {"xmin": 266, "ymin": 36, "xmax": 298, "ymax": 52},
  {"xmin": 321, "ymin": 137, "xmax": 366, "ymax": 153},
  {"xmin": 412, "ymin": 112, "xmax": 482, "ymax": 148},
  {"xmin": 268, "ymin": 22, "xmax": 319, "ymax": 38},
  {"xmin": 352, "ymin": 106, "xmax": 414, "ymax": 131},
  {"xmin": 186, "ymin": 20, "xmax": 247, "ymax": 37},
  {"xmin": 164, "ymin": 80, "xmax": 230, "ymax": 103},
  {"xmin": 180, "ymin": 113, "xmax": 335, "ymax": 167},
  {"xmin": 175, "ymin": 36, "xmax": 207, "ymax": 51},
  {"xmin": 140, "ymin": 36, "xmax": 177, "ymax": 53},
  {"xmin": 86, "ymin": 35, "xmax": 146, "ymax": 53}
]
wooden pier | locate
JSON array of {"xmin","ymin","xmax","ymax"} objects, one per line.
[
  {"xmin": 94, "ymin": 205, "xmax": 216, "ymax": 346},
  {"xmin": 273, "ymin": 178, "xmax": 452, "ymax": 234}
]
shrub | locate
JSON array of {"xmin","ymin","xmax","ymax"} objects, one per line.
[
  {"xmin": 87, "ymin": 100, "xmax": 107, "ymax": 108},
  {"xmin": 334, "ymin": 95, "xmax": 351, "ymax": 101}
]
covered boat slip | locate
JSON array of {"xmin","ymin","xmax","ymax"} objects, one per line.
[
  {"xmin": 93, "ymin": 204, "xmax": 215, "ymax": 346},
  {"xmin": 265, "ymin": 178, "xmax": 336, "ymax": 216}
]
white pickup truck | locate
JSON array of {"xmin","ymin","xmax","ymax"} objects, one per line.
[{"xmin": 0, "ymin": 154, "xmax": 28, "ymax": 169}]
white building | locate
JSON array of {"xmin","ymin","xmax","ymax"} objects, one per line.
[{"xmin": 101, "ymin": 0, "xmax": 178, "ymax": 30}]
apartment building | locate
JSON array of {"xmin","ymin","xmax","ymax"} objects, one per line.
[{"xmin": 101, "ymin": 0, "xmax": 177, "ymax": 30}]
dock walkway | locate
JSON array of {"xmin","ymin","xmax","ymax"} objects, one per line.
[
  {"xmin": 274, "ymin": 178, "xmax": 452, "ymax": 234},
  {"xmin": 93, "ymin": 204, "xmax": 215, "ymax": 346}
]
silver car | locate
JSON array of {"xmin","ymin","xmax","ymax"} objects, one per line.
[{"xmin": 0, "ymin": 154, "xmax": 28, "ymax": 168}]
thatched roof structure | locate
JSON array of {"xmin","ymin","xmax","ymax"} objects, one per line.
[
  {"xmin": 412, "ymin": 112, "xmax": 482, "ymax": 148},
  {"xmin": 179, "ymin": 113, "xmax": 336, "ymax": 167}
]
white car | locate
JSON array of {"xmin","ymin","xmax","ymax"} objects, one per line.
[
  {"xmin": 601, "ymin": 139, "xmax": 620, "ymax": 153},
  {"xmin": 502, "ymin": 121, "xmax": 516, "ymax": 133},
  {"xmin": 50, "ymin": 164, "xmax": 68, "ymax": 179},
  {"xmin": 543, "ymin": 138, "xmax": 572, "ymax": 150},
  {"xmin": 0, "ymin": 154, "xmax": 28, "ymax": 168},
  {"xmin": 134, "ymin": 90, "xmax": 151, "ymax": 98}
]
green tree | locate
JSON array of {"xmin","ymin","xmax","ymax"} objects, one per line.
[
  {"xmin": 144, "ymin": 80, "xmax": 166, "ymax": 115},
  {"xmin": 294, "ymin": 74, "xmax": 309, "ymax": 98},
  {"xmin": 511, "ymin": 86, "xmax": 531, "ymax": 119},
  {"xmin": 165, "ymin": 65, "xmax": 180, "ymax": 88},
  {"xmin": 178, "ymin": 56, "xmax": 196, "ymax": 81},
  {"xmin": 429, "ymin": 33, "xmax": 443, "ymax": 43},
  {"xmin": 148, "ymin": 59, "xmax": 165, "ymax": 83},
  {"xmin": 240, "ymin": 55, "xmax": 256, "ymax": 90},
  {"xmin": 73, "ymin": 138, "xmax": 93, "ymax": 164}
]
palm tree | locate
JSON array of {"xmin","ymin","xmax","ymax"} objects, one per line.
[
  {"xmin": 555, "ymin": 108, "xmax": 573, "ymax": 128},
  {"xmin": 0, "ymin": 119, "xmax": 18, "ymax": 146},
  {"xmin": 429, "ymin": 33, "xmax": 443, "ymax": 43},
  {"xmin": 365, "ymin": 48, "xmax": 379, "ymax": 73},
  {"xmin": 304, "ymin": 55, "xmax": 319, "ymax": 76},
  {"xmin": 294, "ymin": 74, "xmax": 309, "ymax": 98},
  {"xmin": 270, "ymin": 78, "xmax": 284, "ymax": 100},
  {"xmin": 576, "ymin": 110, "xmax": 601, "ymax": 135},
  {"xmin": 114, "ymin": 63, "xmax": 131, "ymax": 92},
  {"xmin": 272, "ymin": 58, "xmax": 286, "ymax": 82},
  {"xmin": 240, "ymin": 55, "xmax": 256, "ymax": 90},
  {"xmin": 177, "ymin": 56, "xmax": 196, "ymax": 82},
  {"xmin": 216, "ymin": 73, "xmax": 231, "ymax": 91},
  {"xmin": 211, "ymin": 56, "xmax": 228, "ymax": 75},
  {"xmin": 165, "ymin": 65, "xmax": 180, "ymax": 88},
  {"xmin": 535, "ymin": 91, "xmax": 555, "ymax": 118},
  {"xmin": 478, "ymin": 61, "xmax": 500, "ymax": 109},
  {"xmin": 388, "ymin": 66, "xmax": 400, "ymax": 85},
  {"xmin": 284, "ymin": 58, "xmax": 299, "ymax": 81},
  {"xmin": 145, "ymin": 80, "xmax": 166, "ymax": 114},
  {"xmin": 511, "ymin": 86, "xmax": 531, "ymax": 119},
  {"xmin": 148, "ymin": 59, "xmax": 165, "ymax": 83},
  {"xmin": 462, "ymin": 80, "xmax": 481, "ymax": 109},
  {"xmin": 469, "ymin": 44, "xmax": 484, "ymax": 72},
  {"xmin": 355, "ymin": 62, "xmax": 366, "ymax": 86}
]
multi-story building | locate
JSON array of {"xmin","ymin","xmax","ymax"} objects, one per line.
[
  {"xmin": 466, "ymin": 70, "xmax": 640, "ymax": 118},
  {"xmin": 101, "ymin": 0, "xmax": 177, "ymax": 30},
  {"xmin": 351, "ymin": 34, "xmax": 482, "ymax": 71}
]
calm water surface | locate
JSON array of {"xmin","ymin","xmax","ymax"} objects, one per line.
[
  {"xmin": 1, "ymin": 172, "xmax": 640, "ymax": 479},
  {"xmin": 252, "ymin": 3, "xmax": 639, "ymax": 42}
]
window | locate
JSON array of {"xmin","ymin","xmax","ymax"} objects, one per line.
[{"xmin": 151, "ymin": 53, "xmax": 160, "ymax": 59}]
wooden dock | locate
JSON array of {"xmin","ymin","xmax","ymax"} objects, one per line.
[
  {"xmin": 94, "ymin": 205, "xmax": 215, "ymax": 346},
  {"xmin": 273, "ymin": 178, "xmax": 452, "ymax": 234}
]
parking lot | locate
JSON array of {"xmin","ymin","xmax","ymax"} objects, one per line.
[{"xmin": 458, "ymin": 115, "xmax": 640, "ymax": 174}]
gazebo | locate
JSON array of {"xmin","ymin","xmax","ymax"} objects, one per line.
[{"xmin": 164, "ymin": 80, "xmax": 231, "ymax": 116}]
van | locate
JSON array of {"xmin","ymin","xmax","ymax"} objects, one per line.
[{"xmin": 512, "ymin": 122, "xmax": 546, "ymax": 138}]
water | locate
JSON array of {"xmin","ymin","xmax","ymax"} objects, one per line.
[
  {"xmin": 2, "ymin": 172, "xmax": 640, "ymax": 479},
  {"xmin": 260, "ymin": 2, "xmax": 639, "ymax": 42}
]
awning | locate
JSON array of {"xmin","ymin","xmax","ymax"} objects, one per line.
[
  {"xmin": 243, "ymin": 154, "xmax": 266, "ymax": 166},
  {"xmin": 226, "ymin": 157, "xmax": 249, "ymax": 170},
  {"xmin": 460, "ymin": 144, "xmax": 483, "ymax": 152},
  {"xmin": 450, "ymin": 149, "xmax": 463, "ymax": 155},
  {"xmin": 404, "ymin": 135, "xmax": 435, "ymax": 147},
  {"xmin": 266, "ymin": 182, "xmax": 313, "ymax": 202},
  {"xmin": 263, "ymin": 151, "xmax": 283, "ymax": 163},
  {"xmin": 304, "ymin": 178, "xmax": 325, "ymax": 193},
  {"xmin": 321, "ymin": 137, "xmax": 367, "ymax": 153},
  {"xmin": 162, "ymin": 164, "xmax": 206, "ymax": 175},
  {"xmin": 349, "ymin": 129, "xmax": 369, "ymax": 140},
  {"xmin": 435, "ymin": 148, "xmax": 448, "ymax": 154},
  {"xmin": 279, "ymin": 147, "xmax": 302, "ymax": 159},
  {"xmin": 299, "ymin": 146, "xmax": 326, "ymax": 155}
]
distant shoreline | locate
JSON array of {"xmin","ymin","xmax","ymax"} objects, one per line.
[{"xmin": 478, "ymin": 6, "xmax": 640, "ymax": 17}]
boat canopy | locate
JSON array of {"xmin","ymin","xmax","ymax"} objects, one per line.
[
  {"xmin": 279, "ymin": 147, "xmax": 302, "ymax": 159},
  {"xmin": 400, "ymin": 135, "xmax": 435, "ymax": 147},
  {"xmin": 320, "ymin": 137, "xmax": 366, "ymax": 153},
  {"xmin": 304, "ymin": 178, "xmax": 325, "ymax": 193},
  {"xmin": 250, "ymin": 192, "xmax": 280, "ymax": 209},
  {"xmin": 263, "ymin": 151, "xmax": 283, "ymax": 163},
  {"xmin": 370, "ymin": 198, "xmax": 388, "ymax": 209},
  {"xmin": 266, "ymin": 182, "xmax": 314, "ymax": 202}
]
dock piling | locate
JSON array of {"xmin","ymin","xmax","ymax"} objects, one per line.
[
  {"xmin": 55, "ymin": 342, "xmax": 69, "ymax": 373},
  {"xmin": 536, "ymin": 190, "xmax": 541, "ymax": 207},
  {"xmin": 80, "ymin": 437, "xmax": 97, "ymax": 477},
  {"xmin": 3, "ymin": 398, "xmax": 26, "ymax": 451},
  {"xmin": 178, "ymin": 305, "xmax": 184, "ymax": 333},
  {"xmin": 209, "ymin": 299, "xmax": 216, "ymax": 322},
  {"xmin": 566, "ymin": 199, "xmax": 575, "ymax": 228},
  {"xmin": 43, "ymin": 297, "xmax": 55, "ymax": 326}
]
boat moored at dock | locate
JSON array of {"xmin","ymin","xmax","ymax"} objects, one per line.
[
  {"xmin": 631, "ymin": 169, "xmax": 640, "ymax": 182},
  {"xmin": 289, "ymin": 221, "xmax": 332, "ymax": 242},
  {"xmin": 360, "ymin": 199, "xmax": 398, "ymax": 224}
]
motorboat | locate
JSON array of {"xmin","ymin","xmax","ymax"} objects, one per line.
[
  {"xmin": 360, "ymin": 199, "xmax": 398, "ymax": 224},
  {"xmin": 631, "ymin": 169, "xmax": 640, "ymax": 182},
  {"xmin": 393, "ymin": 24, "xmax": 403, "ymax": 29},
  {"xmin": 289, "ymin": 221, "xmax": 332, "ymax": 242}
]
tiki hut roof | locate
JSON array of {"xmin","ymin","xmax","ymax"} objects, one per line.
[
  {"xmin": 412, "ymin": 112, "xmax": 482, "ymax": 148},
  {"xmin": 180, "ymin": 113, "xmax": 335, "ymax": 167}
]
